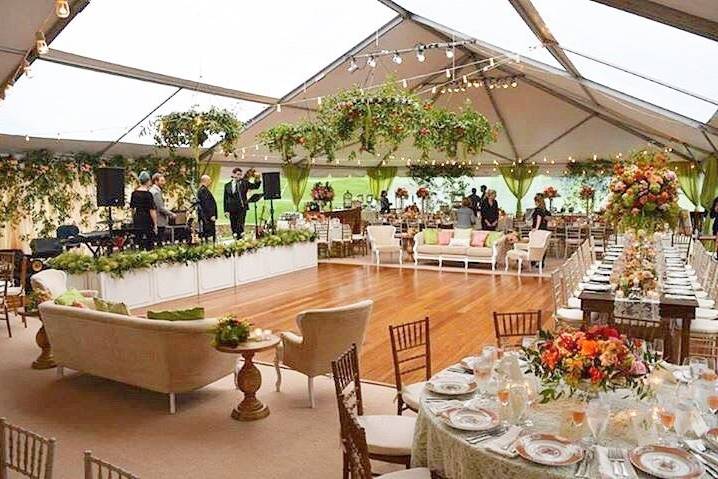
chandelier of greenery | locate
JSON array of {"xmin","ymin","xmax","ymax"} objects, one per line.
[
  {"xmin": 150, "ymin": 107, "xmax": 243, "ymax": 171},
  {"xmin": 0, "ymin": 149, "xmax": 196, "ymax": 240},
  {"xmin": 408, "ymin": 162, "xmax": 475, "ymax": 186},
  {"xmin": 258, "ymin": 80, "xmax": 499, "ymax": 166}
]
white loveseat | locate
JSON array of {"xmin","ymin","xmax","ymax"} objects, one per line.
[
  {"xmin": 413, "ymin": 230, "xmax": 507, "ymax": 270},
  {"xmin": 38, "ymin": 302, "xmax": 236, "ymax": 414}
]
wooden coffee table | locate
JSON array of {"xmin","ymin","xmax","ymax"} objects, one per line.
[{"xmin": 215, "ymin": 335, "xmax": 280, "ymax": 421}]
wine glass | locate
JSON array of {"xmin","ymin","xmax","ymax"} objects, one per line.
[
  {"xmin": 509, "ymin": 382, "xmax": 529, "ymax": 426},
  {"xmin": 657, "ymin": 401, "xmax": 676, "ymax": 444},
  {"xmin": 520, "ymin": 376, "xmax": 539, "ymax": 426},
  {"xmin": 698, "ymin": 382, "xmax": 718, "ymax": 427},
  {"xmin": 673, "ymin": 403, "xmax": 692, "ymax": 443},
  {"xmin": 570, "ymin": 402, "xmax": 587, "ymax": 430},
  {"xmin": 585, "ymin": 400, "xmax": 611, "ymax": 445},
  {"xmin": 497, "ymin": 379, "xmax": 511, "ymax": 425},
  {"xmin": 473, "ymin": 353, "xmax": 493, "ymax": 397},
  {"xmin": 684, "ymin": 357, "xmax": 710, "ymax": 383},
  {"xmin": 650, "ymin": 339, "xmax": 665, "ymax": 362}
]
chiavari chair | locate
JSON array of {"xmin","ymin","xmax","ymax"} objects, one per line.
[
  {"xmin": 590, "ymin": 224, "xmax": 607, "ymax": 259},
  {"xmin": 564, "ymin": 224, "xmax": 584, "ymax": 257},
  {"xmin": 314, "ymin": 222, "xmax": 330, "ymax": 258},
  {"xmin": 84, "ymin": 451, "xmax": 139, "ymax": 479},
  {"xmin": 389, "ymin": 317, "xmax": 431, "ymax": 415},
  {"xmin": 672, "ymin": 232, "xmax": 692, "ymax": 260},
  {"xmin": 332, "ymin": 345, "xmax": 414, "ymax": 478},
  {"xmin": 337, "ymin": 398, "xmax": 431, "ymax": 479},
  {"xmin": 550, "ymin": 270, "xmax": 584, "ymax": 328},
  {"xmin": 0, "ymin": 257, "xmax": 16, "ymax": 338},
  {"xmin": 548, "ymin": 224, "xmax": 563, "ymax": 258},
  {"xmin": 493, "ymin": 310, "xmax": 542, "ymax": 348},
  {"xmin": 0, "ymin": 417, "xmax": 56, "ymax": 479}
]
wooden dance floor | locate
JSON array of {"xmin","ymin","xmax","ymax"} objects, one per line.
[{"xmin": 137, "ymin": 263, "xmax": 554, "ymax": 383}]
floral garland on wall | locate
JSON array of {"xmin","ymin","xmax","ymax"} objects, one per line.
[
  {"xmin": 0, "ymin": 149, "xmax": 196, "ymax": 241},
  {"xmin": 48, "ymin": 229, "xmax": 314, "ymax": 277}
]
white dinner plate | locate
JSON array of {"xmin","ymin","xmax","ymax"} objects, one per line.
[
  {"xmin": 426, "ymin": 377, "xmax": 478, "ymax": 396},
  {"xmin": 629, "ymin": 445, "xmax": 704, "ymax": 479},
  {"xmin": 515, "ymin": 433, "xmax": 584, "ymax": 466},
  {"xmin": 444, "ymin": 407, "xmax": 499, "ymax": 431}
]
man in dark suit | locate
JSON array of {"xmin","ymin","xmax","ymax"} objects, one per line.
[
  {"xmin": 197, "ymin": 174, "xmax": 217, "ymax": 243},
  {"xmin": 224, "ymin": 167, "xmax": 261, "ymax": 238}
]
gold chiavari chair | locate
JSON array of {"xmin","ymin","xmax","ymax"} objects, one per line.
[
  {"xmin": 590, "ymin": 224, "xmax": 607, "ymax": 259},
  {"xmin": 84, "ymin": 451, "xmax": 139, "ymax": 479},
  {"xmin": 492, "ymin": 310, "xmax": 542, "ymax": 348},
  {"xmin": 548, "ymin": 224, "xmax": 564, "ymax": 258},
  {"xmin": 564, "ymin": 224, "xmax": 584, "ymax": 258},
  {"xmin": 550, "ymin": 270, "xmax": 583, "ymax": 329},
  {"xmin": 0, "ymin": 417, "xmax": 56, "ymax": 479},
  {"xmin": 389, "ymin": 317, "xmax": 431, "ymax": 415},
  {"xmin": 314, "ymin": 222, "xmax": 330, "ymax": 258}
]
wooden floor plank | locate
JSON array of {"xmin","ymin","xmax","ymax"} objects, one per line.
[{"xmin": 137, "ymin": 264, "xmax": 554, "ymax": 384}]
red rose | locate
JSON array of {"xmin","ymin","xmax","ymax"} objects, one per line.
[{"xmin": 589, "ymin": 366, "xmax": 604, "ymax": 384}]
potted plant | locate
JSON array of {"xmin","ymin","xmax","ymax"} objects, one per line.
[{"xmin": 213, "ymin": 315, "xmax": 252, "ymax": 349}]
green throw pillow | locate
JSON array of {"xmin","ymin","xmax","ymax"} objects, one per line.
[
  {"xmin": 147, "ymin": 307, "xmax": 205, "ymax": 321},
  {"xmin": 424, "ymin": 228, "xmax": 439, "ymax": 245},
  {"xmin": 54, "ymin": 289, "xmax": 85, "ymax": 306},
  {"xmin": 93, "ymin": 298, "xmax": 131, "ymax": 316},
  {"xmin": 484, "ymin": 232, "xmax": 504, "ymax": 248}
]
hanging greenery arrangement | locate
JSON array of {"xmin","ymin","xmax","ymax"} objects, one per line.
[
  {"xmin": 407, "ymin": 163, "xmax": 474, "ymax": 185},
  {"xmin": 150, "ymin": 107, "xmax": 242, "ymax": 171},
  {"xmin": 258, "ymin": 120, "xmax": 338, "ymax": 163},
  {"xmin": 0, "ymin": 150, "xmax": 196, "ymax": 241}
]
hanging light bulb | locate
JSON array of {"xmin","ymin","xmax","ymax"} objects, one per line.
[
  {"xmin": 25, "ymin": 135, "xmax": 30, "ymax": 142},
  {"xmin": 445, "ymin": 69, "xmax": 451, "ymax": 78},
  {"xmin": 276, "ymin": 104, "xmax": 282, "ymax": 112},
  {"xmin": 55, "ymin": 0, "xmax": 70, "ymax": 18},
  {"xmin": 392, "ymin": 51, "xmax": 402, "ymax": 64},
  {"xmin": 511, "ymin": 79, "xmax": 518, "ymax": 88},
  {"xmin": 402, "ymin": 78, "xmax": 408, "ymax": 88},
  {"xmin": 416, "ymin": 45, "xmax": 426, "ymax": 63},
  {"xmin": 367, "ymin": 55, "xmax": 376, "ymax": 68},
  {"xmin": 431, "ymin": 86, "xmax": 437, "ymax": 94},
  {"xmin": 445, "ymin": 47, "xmax": 454, "ymax": 59},
  {"xmin": 347, "ymin": 57, "xmax": 359, "ymax": 73},
  {"xmin": 35, "ymin": 31, "xmax": 49, "ymax": 55}
]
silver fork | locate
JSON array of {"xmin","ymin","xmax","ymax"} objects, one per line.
[
  {"xmin": 575, "ymin": 448, "xmax": 593, "ymax": 479},
  {"xmin": 608, "ymin": 448, "xmax": 628, "ymax": 478}
]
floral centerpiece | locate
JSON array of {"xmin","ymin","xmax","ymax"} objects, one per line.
[
  {"xmin": 523, "ymin": 326, "xmax": 658, "ymax": 403},
  {"xmin": 416, "ymin": 187, "xmax": 430, "ymax": 199},
  {"xmin": 615, "ymin": 231, "xmax": 659, "ymax": 299},
  {"xmin": 395, "ymin": 187, "xmax": 409, "ymax": 199},
  {"xmin": 213, "ymin": 315, "xmax": 252, "ymax": 348},
  {"xmin": 579, "ymin": 185, "xmax": 595, "ymax": 214},
  {"xmin": 311, "ymin": 182, "xmax": 335, "ymax": 210},
  {"xmin": 543, "ymin": 186, "xmax": 560, "ymax": 211},
  {"xmin": 604, "ymin": 150, "xmax": 680, "ymax": 233}
]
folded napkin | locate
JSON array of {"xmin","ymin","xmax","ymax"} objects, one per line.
[
  {"xmin": 665, "ymin": 294, "xmax": 697, "ymax": 300},
  {"xmin": 580, "ymin": 283, "xmax": 612, "ymax": 292},
  {"xmin": 483, "ymin": 426, "xmax": 521, "ymax": 457},
  {"xmin": 596, "ymin": 446, "xmax": 638, "ymax": 479},
  {"xmin": 427, "ymin": 399, "xmax": 464, "ymax": 416}
]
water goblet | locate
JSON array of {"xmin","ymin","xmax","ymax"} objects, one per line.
[
  {"xmin": 473, "ymin": 353, "xmax": 493, "ymax": 397},
  {"xmin": 673, "ymin": 403, "xmax": 692, "ymax": 443},
  {"xmin": 585, "ymin": 400, "xmax": 611, "ymax": 446}
]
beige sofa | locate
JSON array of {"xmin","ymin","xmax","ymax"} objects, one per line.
[
  {"xmin": 413, "ymin": 229, "xmax": 506, "ymax": 270},
  {"xmin": 38, "ymin": 302, "xmax": 236, "ymax": 414}
]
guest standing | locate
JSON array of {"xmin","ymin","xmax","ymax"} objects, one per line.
[
  {"xmin": 197, "ymin": 174, "xmax": 218, "ymax": 243},
  {"xmin": 456, "ymin": 198, "xmax": 477, "ymax": 229},
  {"xmin": 467, "ymin": 187, "xmax": 481, "ymax": 214},
  {"xmin": 224, "ymin": 167, "xmax": 261, "ymax": 239},
  {"xmin": 480, "ymin": 189, "xmax": 499, "ymax": 230},
  {"xmin": 379, "ymin": 190, "xmax": 391, "ymax": 214},
  {"xmin": 479, "ymin": 185, "xmax": 488, "ymax": 205},
  {"xmin": 150, "ymin": 173, "xmax": 175, "ymax": 246},
  {"xmin": 130, "ymin": 171, "xmax": 157, "ymax": 250},
  {"xmin": 531, "ymin": 194, "xmax": 550, "ymax": 231}
]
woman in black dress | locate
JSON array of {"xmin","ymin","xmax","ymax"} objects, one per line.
[
  {"xmin": 480, "ymin": 189, "xmax": 499, "ymax": 230},
  {"xmin": 130, "ymin": 171, "xmax": 157, "ymax": 250},
  {"xmin": 531, "ymin": 194, "xmax": 550, "ymax": 231}
]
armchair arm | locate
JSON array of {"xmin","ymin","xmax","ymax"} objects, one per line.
[
  {"xmin": 514, "ymin": 242, "xmax": 530, "ymax": 251},
  {"xmin": 281, "ymin": 331, "xmax": 303, "ymax": 346}
]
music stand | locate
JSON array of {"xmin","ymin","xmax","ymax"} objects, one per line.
[{"xmin": 248, "ymin": 193, "xmax": 264, "ymax": 238}]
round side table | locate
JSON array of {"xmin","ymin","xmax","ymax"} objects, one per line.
[{"xmin": 215, "ymin": 335, "xmax": 280, "ymax": 421}]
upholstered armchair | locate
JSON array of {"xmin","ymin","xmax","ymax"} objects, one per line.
[
  {"xmin": 275, "ymin": 300, "xmax": 373, "ymax": 407},
  {"xmin": 505, "ymin": 230, "xmax": 552, "ymax": 275},
  {"xmin": 366, "ymin": 225, "xmax": 402, "ymax": 265},
  {"xmin": 31, "ymin": 269, "xmax": 97, "ymax": 300}
]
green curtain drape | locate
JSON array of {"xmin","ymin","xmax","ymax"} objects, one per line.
[
  {"xmin": 676, "ymin": 162, "xmax": 701, "ymax": 210},
  {"xmin": 498, "ymin": 164, "xmax": 538, "ymax": 214},
  {"xmin": 203, "ymin": 161, "xmax": 222, "ymax": 189},
  {"xmin": 282, "ymin": 162, "xmax": 311, "ymax": 211},
  {"xmin": 366, "ymin": 166, "xmax": 398, "ymax": 198},
  {"xmin": 700, "ymin": 156, "xmax": 718, "ymax": 235}
]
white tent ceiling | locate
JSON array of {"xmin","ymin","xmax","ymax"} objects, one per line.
[{"xmin": 0, "ymin": 0, "xmax": 716, "ymax": 170}]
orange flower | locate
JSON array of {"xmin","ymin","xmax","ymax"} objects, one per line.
[
  {"xmin": 579, "ymin": 339, "xmax": 600, "ymax": 358},
  {"xmin": 541, "ymin": 347, "xmax": 560, "ymax": 370}
]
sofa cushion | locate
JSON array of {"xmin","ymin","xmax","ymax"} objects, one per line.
[
  {"xmin": 416, "ymin": 245, "xmax": 466, "ymax": 256},
  {"xmin": 423, "ymin": 228, "xmax": 438, "ymax": 245},
  {"xmin": 454, "ymin": 228, "xmax": 472, "ymax": 241},
  {"xmin": 449, "ymin": 238, "xmax": 470, "ymax": 247},
  {"xmin": 485, "ymin": 231, "xmax": 504, "ymax": 247},
  {"xmin": 93, "ymin": 298, "xmax": 131, "ymax": 316},
  {"xmin": 438, "ymin": 229, "xmax": 452, "ymax": 245},
  {"xmin": 54, "ymin": 289, "xmax": 84, "ymax": 306},
  {"xmin": 471, "ymin": 230, "xmax": 489, "ymax": 247},
  {"xmin": 358, "ymin": 415, "xmax": 415, "ymax": 456},
  {"xmin": 466, "ymin": 247, "xmax": 493, "ymax": 257},
  {"xmin": 147, "ymin": 307, "xmax": 205, "ymax": 321}
]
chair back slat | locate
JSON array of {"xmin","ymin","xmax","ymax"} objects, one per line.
[
  {"xmin": 493, "ymin": 310, "xmax": 542, "ymax": 348},
  {"xmin": 1, "ymin": 418, "xmax": 55, "ymax": 479},
  {"xmin": 331, "ymin": 344, "xmax": 363, "ymax": 417},
  {"xmin": 337, "ymin": 395, "xmax": 372, "ymax": 479},
  {"xmin": 389, "ymin": 317, "xmax": 431, "ymax": 391},
  {"xmin": 84, "ymin": 451, "xmax": 139, "ymax": 479}
]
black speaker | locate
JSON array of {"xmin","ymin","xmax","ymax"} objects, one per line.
[
  {"xmin": 262, "ymin": 172, "xmax": 281, "ymax": 200},
  {"xmin": 96, "ymin": 167, "xmax": 125, "ymax": 207},
  {"xmin": 29, "ymin": 238, "xmax": 63, "ymax": 258}
]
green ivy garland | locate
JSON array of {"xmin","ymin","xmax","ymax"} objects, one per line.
[
  {"xmin": 0, "ymin": 150, "xmax": 196, "ymax": 240},
  {"xmin": 48, "ymin": 229, "xmax": 314, "ymax": 277}
]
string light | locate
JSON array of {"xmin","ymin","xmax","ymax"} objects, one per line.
[
  {"xmin": 402, "ymin": 78, "xmax": 408, "ymax": 88},
  {"xmin": 445, "ymin": 69, "xmax": 451, "ymax": 78},
  {"xmin": 25, "ymin": 135, "xmax": 30, "ymax": 142},
  {"xmin": 416, "ymin": 45, "xmax": 426, "ymax": 63},
  {"xmin": 276, "ymin": 104, "xmax": 281, "ymax": 112},
  {"xmin": 392, "ymin": 51, "xmax": 402, "ymax": 65},
  {"xmin": 54, "ymin": 0, "xmax": 70, "ymax": 18},
  {"xmin": 35, "ymin": 31, "xmax": 49, "ymax": 55},
  {"xmin": 367, "ymin": 56, "xmax": 376, "ymax": 68},
  {"xmin": 445, "ymin": 47, "xmax": 454, "ymax": 59},
  {"xmin": 347, "ymin": 57, "xmax": 359, "ymax": 73}
]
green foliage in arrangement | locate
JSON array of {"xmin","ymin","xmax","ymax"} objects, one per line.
[
  {"xmin": 213, "ymin": 315, "xmax": 253, "ymax": 348},
  {"xmin": 47, "ymin": 229, "xmax": 315, "ymax": 278},
  {"xmin": 150, "ymin": 107, "xmax": 243, "ymax": 162},
  {"xmin": 0, "ymin": 150, "xmax": 197, "ymax": 240},
  {"xmin": 407, "ymin": 162, "xmax": 475, "ymax": 185},
  {"xmin": 258, "ymin": 80, "xmax": 499, "ymax": 166}
]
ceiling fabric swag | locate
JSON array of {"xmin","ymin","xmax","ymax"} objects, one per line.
[
  {"xmin": 498, "ymin": 163, "xmax": 538, "ymax": 215},
  {"xmin": 366, "ymin": 166, "xmax": 398, "ymax": 198},
  {"xmin": 282, "ymin": 162, "xmax": 311, "ymax": 211}
]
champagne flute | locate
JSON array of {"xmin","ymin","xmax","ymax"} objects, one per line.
[
  {"xmin": 585, "ymin": 400, "xmax": 611, "ymax": 445},
  {"xmin": 570, "ymin": 402, "xmax": 587, "ymax": 430},
  {"xmin": 497, "ymin": 379, "xmax": 511, "ymax": 425}
]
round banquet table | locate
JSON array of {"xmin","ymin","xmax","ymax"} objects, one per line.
[{"xmin": 411, "ymin": 375, "xmax": 678, "ymax": 479}]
